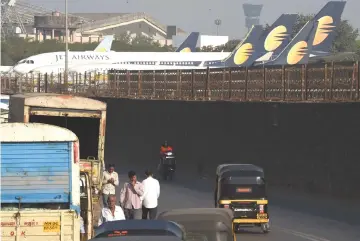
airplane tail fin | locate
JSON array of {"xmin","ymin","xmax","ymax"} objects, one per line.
[
  {"xmin": 175, "ymin": 32, "xmax": 200, "ymax": 52},
  {"xmin": 311, "ymin": 1, "xmax": 346, "ymax": 53},
  {"xmin": 94, "ymin": 35, "xmax": 114, "ymax": 52},
  {"xmin": 258, "ymin": 14, "xmax": 298, "ymax": 57},
  {"xmin": 265, "ymin": 20, "xmax": 319, "ymax": 66},
  {"xmin": 221, "ymin": 25, "xmax": 264, "ymax": 67}
]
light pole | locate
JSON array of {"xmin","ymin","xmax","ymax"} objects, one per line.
[
  {"xmin": 214, "ymin": 19, "xmax": 221, "ymax": 36},
  {"xmin": 65, "ymin": 0, "xmax": 69, "ymax": 84}
]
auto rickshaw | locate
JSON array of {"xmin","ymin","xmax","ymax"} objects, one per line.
[
  {"xmin": 93, "ymin": 220, "xmax": 186, "ymax": 241},
  {"xmin": 215, "ymin": 164, "xmax": 270, "ymax": 233},
  {"xmin": 157, "ymin": 208, "xmax": 236, "ymax": 241}
]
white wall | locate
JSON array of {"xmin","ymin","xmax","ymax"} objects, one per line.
[{"xmin": 199, "ymin": 35, "xmax": 229, "ymax": 48}]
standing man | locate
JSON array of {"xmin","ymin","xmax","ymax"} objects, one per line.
[
  {"xmin": 102, "ymin": 164, "xmax": 119, "ymax": 208},
  {"xmin": 98, "ymin": 195, "xmax": 126, "ymax": 226},
  {"xmin": 120, "ymin": 171, "xmax": 144, "ymax": 220},
  {"xmin": 141, "ymin": 170, "xmax": 160, "ymax": 220}
]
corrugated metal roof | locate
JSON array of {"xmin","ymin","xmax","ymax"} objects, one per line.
[
  {"xmin": 72, "ymin": 13, "xmax": 129, "ymax": 22},
  {"xmin": 74, "ymin": 12, "xmax": 186, "ymax": 35}
]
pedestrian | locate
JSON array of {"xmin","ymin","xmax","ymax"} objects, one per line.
[
  {"xmin": 101, "ymin": 164, "xmax": 119, "ymax": 208},
  {"xmin": 120, "ymin": 171, "xmax": 144, "ymax": 220},
  {"xmin": 98, "ymin": 195, "xmax": 126, "ymax": 226},
  {"xmin": 141, "ymin": 170, "xmax": 160, "ymax": 220}
]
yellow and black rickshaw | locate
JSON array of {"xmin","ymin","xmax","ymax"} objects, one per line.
[{"xmin": 215, "ymin": 164, "xmax": 270, "ymax": 233}]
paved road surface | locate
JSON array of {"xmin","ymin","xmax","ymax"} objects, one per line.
[{"xmin": 114, "ymin": 173, "xmax": 360, "ymax": 241}]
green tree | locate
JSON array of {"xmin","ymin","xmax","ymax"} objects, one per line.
[
  {"xmin": 220, "ymin": 39, "xmax": 241, "ymax": 52},
  {"xmin": 198, "ymin": 39, "xmax": 241, "ymax": 52}
]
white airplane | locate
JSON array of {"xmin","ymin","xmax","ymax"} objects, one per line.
[
  {"xmin": 72, "ymin": 0, "xmax": 347, "ymax": 73},
  {"xmin": 7, "ymin": 35, "xmax": 114, "ymax": 74},
  {"xmin": 0, "ymin": 94, "xmax": 9, "ymax": 110},
  {"xmin": 12, "ymin": 32, "xmax": 206, "ymax": 75},
  {"xmin": 42, "ymin": 12, "xmax": 300, "ymax": 74},
  {"xmin": 29, "ymin": 52, "xmax": 230, "ymax": 75}
]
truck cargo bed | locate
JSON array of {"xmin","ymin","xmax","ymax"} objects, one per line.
[{"xmin": 1, "ymin": 210, "xmax": 80, "ymax": 241}]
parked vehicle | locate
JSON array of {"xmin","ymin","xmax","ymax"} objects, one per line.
[
  {"xmin": 1, "ymin": 123, "xmax": 84, "ymax": 241},
  {"xmin": 9, "ymin": 93, "xmax": 107, "ymax": 222}
]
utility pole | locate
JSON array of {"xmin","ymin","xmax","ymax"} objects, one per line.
[
  {"xmin": 64, "ymin": 0, "xmax": 69, "ymax": 85},
  {"xmin": 214, "ymin": 19, "xmax": 221, "ymax": 36}
]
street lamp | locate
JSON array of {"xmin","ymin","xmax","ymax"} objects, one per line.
[
  {"xmin": 65, "ymin": 0, "xmax": 69, "ymax": 84},
  {"xmin": 214, "ymin": 19, "xmax": 221, "ymax": 36}
]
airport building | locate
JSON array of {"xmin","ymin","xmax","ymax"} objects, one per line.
[
  {"xmin": 30, "ymin": 11, "xmax": 187, "ymax": 46},
  {"xmin": 1, "ymin": 0, "xmax": 228, "ymax": 48},
  {"xmin": 1, "ymin": 0, "xmax": 186, "ymax": 46}
]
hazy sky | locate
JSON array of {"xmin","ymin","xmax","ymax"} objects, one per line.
[{"xmin": 28, "ymin": 0, "xmax": 359, "ymax": 39}]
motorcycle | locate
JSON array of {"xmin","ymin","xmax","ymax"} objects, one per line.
[{"xmin": 159, "ymin": 150, "xmax": 176, "ymax": 181}]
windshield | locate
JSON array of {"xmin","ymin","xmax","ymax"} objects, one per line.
[{"xmin": 0, "ymin": 99, "xmax": 9, "ymax": 105}]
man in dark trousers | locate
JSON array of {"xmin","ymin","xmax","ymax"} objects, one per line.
[{"xmin": 141, "ymin": 170, "xmax": 160, "ymax": 219}]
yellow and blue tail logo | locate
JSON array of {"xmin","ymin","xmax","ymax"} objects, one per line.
[
  {"xmin": 94, "ymin": 35, "xmax": 114, "ymax": 52},
  {"xmin": 175, "ymin": 32, "xmax": 200, "ymax": 52},
  {"xmin": 266, "ymin": 20, "xmax": 319, "ymax": 66},
  {"xmin": 310, "ymin": 1, "xmax": 346, "ymax": 53}
]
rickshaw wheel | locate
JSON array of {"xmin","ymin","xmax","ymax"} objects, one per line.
[
  {"xmin": 261, "ymin": 223, "xmax": 270, "ymax": 233},
  {"xmin": 232, "ymin": 224, "xmax": 240, "ymax": 233}
]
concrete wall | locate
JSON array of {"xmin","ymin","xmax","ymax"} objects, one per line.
[{"xmin": 99, "ymin": 98, "xmax": 360, "ymax": 199}]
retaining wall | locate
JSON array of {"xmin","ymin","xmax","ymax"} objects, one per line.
[{"xmin": 100, "ymin": 98, "xmax": 360, "ymax": 198}]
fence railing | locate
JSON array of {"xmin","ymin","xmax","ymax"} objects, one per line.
[{"xmin": 1, "ymin": 61, "xmax": 360, "ymax": 102}]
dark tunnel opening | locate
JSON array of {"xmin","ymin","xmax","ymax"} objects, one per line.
[
  {"xmin": 30, "ymin": 115, "xmax": 100, "ymax": 159},
  {"xmin": 96, "ymin": 98, "xmax": 360, "ymax": 198}
]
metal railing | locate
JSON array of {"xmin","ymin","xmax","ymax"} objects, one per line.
[{"xmin": 1, "ymin": 61, "xmax": 359, "ymax": 102}]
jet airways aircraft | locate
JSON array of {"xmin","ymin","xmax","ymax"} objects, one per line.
[
  {"xmin": 12, "ymin": 32, "xmax": 203, "ymax": 75},
  {"xmin": 67, "ymin": 13, "xmax": 297, "ymax": 73},
  {"xmin": 257, "ymin": 1, "xmax": 347, "ymax": 65},
  {"xmin": 202, "ymin": 0, "xmax": 346, "ymax": 69},
  {"xmin": 7, "ymin": 35, "xmax": 114, "ymax": 74},
  {"xmin": 132, "ymin": 0, "xmax": 347, "ymax": 70},
  {"xmin": 72, "ymin": 0, "xmax": 344, "ymax": 74},
  {"xmin": 262, "ymin": 19, "xmax": 319, "ymax": 66},
  {"xmin": 68, "ymin": 25, "xmax": 265, "ymax": 73}
]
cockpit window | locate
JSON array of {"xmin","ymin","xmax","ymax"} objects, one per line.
[{"xmin": 26, "ymin": 60, "xmax": 34, "ymax": 64}]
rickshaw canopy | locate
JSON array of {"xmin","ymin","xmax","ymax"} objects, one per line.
[{"xmin": 157, "ymin": 208, "xmax": 235, "ymax": 241}]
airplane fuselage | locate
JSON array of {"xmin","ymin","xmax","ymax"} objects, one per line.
[{"xmin": 13, "ymin": 51, "xmax": 231, "ymax": 74}]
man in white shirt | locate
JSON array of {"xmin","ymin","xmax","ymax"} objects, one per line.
[
  {"xmin": 98, "ymin": 195, "xmax": 126, "ymax": 226},
  {"xmin": 140, "ymin": 170, "xmax": 160, "ymax": 219},
  {"xmin": 102, "ymin": 164, "xmax": 119, "ymax": 208}
]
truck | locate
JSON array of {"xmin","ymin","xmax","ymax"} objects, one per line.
[
  {"xmin": 8, "ymin": 93, "xmax": 107, "ymax": 222},
  {"xmin": 0, "ymin": 122, "xmax": 87, "ymax": 241}
]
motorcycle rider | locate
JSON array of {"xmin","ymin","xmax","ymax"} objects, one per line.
[
  {"xmin": 160, "ymin": 141, "xmax": 173, "ymax": 160},
  {"xmin": 159, "ymin": 141, "xmax": 175, "ymax": 180}
]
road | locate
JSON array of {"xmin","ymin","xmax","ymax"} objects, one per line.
[{"xmin": 114, "ymin": 173, "xmax": 360, "ymax": 241}]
